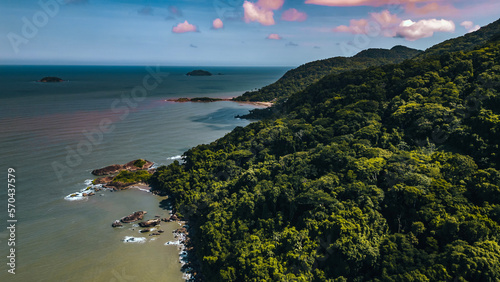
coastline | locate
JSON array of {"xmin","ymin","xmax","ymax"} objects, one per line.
[{"xmin": 165, "ymin": 97, "xmax": 273, "ymax": 108}]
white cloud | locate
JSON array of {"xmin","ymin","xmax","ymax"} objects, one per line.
[
  {"xmin": 334, "ymin": 10, "xmax": 456, "ymax": 41},
  {"xmin": 396, "ymin": 19, "xmax": 455, "ymax": 41}
]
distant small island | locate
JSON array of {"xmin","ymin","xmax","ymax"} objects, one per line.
[
  {"xmin": 39, "ymin": 76, "xmax": 64, "ymax": 82},
  {"xmin": 186, "ymin": 70, "xmax": 212, "ymax": 76},
  {"xmin": 168, "ymin": 97, "xmax": 227, "ymax": 103}
]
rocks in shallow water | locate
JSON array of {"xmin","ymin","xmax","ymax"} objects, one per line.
[
  {"xmin": 149, "ymin": 232, "xmax": 161, "ymax": 236},
  {"xmin": 139, "ymin": 219, "xmax": 160, "ymax": 227},
  {"xmin": 169, "ymin": 214, "xmax": 179, "ymax": 221},
  {"xmin": 92, "ymin": 176, "xmax": 114, "ymax": 184},
  {"xmin": 139, "ymin": 228, "xmax": 150, "ymax": 233},
  {"xmin": 112, "ymin": 220, "xmax": 123, "ymax": 227},
  {"xmin": 158, "ymin": 229, "xmax": 164, "ymax": 233},
  {"xmin": 120, "ymin": 211, "xmax": 147, "ymax": 223}
]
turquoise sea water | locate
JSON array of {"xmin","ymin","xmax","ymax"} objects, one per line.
[{"xmin": 0, "ymin": 65, "xmax": 288, "ymax": 281}]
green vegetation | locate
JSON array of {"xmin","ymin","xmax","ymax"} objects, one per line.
[
  {"xmin": 113, "ymin": 170, "xmax": 151, "ymax": 183},
  {"xmin": 151, "ymin": 19, "xmax": 500, "ymax": 281},
  {"xmin": 133, "ymin": 159, "xmax": 147, "ymax": 168},
  {"xmin": 190, "ymin": 97, "xmax": 224, "ymax": 102},
  {"xmin": 233, "ymin": 46, "xmax": 421, "ymax": 103}
]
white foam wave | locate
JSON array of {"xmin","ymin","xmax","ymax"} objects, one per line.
[
  {"xmin": 122, "ymin": 236, "xmax": 146, "ymax": 243},
  {"xmin": 164, "ymin": 240, "xmax": 182, "ymax": 246},
  {"xmin": 167, "ymin": 155, "xmax": 182, "ymax": 160},
  {"xmin": 64, "ymin": 193, "xmax": 88, "ymax": 201},
  {"xmin": 64, "ymin": 180, "xmax": 106, "ymax": 201}
]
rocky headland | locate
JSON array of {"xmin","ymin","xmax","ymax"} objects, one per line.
[{"xmin": 91, "ymin": 159, "xmax": 154, "ymax": 176}]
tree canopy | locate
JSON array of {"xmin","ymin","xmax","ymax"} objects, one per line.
[{"xmin": 151, "ymin": 18, "xmax": 500, "ymax": 281}]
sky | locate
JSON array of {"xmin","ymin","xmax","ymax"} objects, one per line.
[{"xmin": 0, "ymin": 0, "xmax": 499, "ymax": 66}]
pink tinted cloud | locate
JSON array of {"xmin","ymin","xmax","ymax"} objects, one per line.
[
  {"xmin": 172, "ymin": 21, "xmax": 197, "ymax": 33},
  {"xmin": 334, "ymin": 10, "xmax": 455, "ymax": 41},
  {"xmin": 305, "ymin": 0, "xmax": 430, "ymax": 7},
  {"xmin": 334, "ymin": 10, "xmax": 400, "ymax": 37},
  {"xmin": 243, "ymin": 1, "xmax": 276, "ymax": 25},
  {"xmin": 461, "ymin": 21, "xmax": 480, "ymax": 33},
  {"xmin": 213, "ymin": 18, "xmax": 224, "ymax": 29},
  {"xmin": 267, "ymin": 33, "xmax": 282, "ymax": 39},
  {"xmin": 334, "ymin": 19, "xmax": 369, "ymax": 34},
  {"xmin": 396, "ymin": 19, "xmax": 455, "ymax": 41},
  {"xmin": 281, "ymin": 8, "xmax": 308, "ymax": 22},
  {"xmin": 406, "ymin": 2, "xmax": 458, "ymax": 16},
  {"xmin": 257, "ymin": 0, "xmax": 284, "ymax": 10}
]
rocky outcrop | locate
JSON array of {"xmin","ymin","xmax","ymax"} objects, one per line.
[
  {"xmin": 91, "ymin": 159, "xmax": 154, "ymax": 176},
  {"xmin": 139, "ymin": 219, "xmax": 161, "ymax": 227},
  {"xmin": 105, "ymin": 181, "xmax": 138, "ymax": 190},
  {"xmin": 120, "ymin": 211, "xmax": 147, "ymax": 223},
  {"xmin": 92, "ymin": 176, "xmax": 114, "ymax": 184},
  {"xmin": 112, "ymin": 220, "xmax": 123, "ymax": 227}
]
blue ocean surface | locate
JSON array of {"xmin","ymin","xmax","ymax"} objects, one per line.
[{"xmin": 0, "ymin": 65, "xmax": 288, "ymax": 281}]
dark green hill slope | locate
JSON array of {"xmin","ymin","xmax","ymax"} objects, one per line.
[
  {"xmin": 151, "ymin": 21, "xmax": 500, "ymax": 281},
  {"xmin": 234, "ymin": 46, "xmax": 421, "ymax": 102}
]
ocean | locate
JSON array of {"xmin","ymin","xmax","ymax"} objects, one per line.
[{"xmin": 0, "ymin": 65, "xmax": 288, "ymax": 281}]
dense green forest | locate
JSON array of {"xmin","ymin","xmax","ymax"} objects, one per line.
[
  {"xmin": 233, "ymin": 46, "xmax": 421, "ymax": 102},
  {"xmin": 151, "ymin": 19, "xmax": 500, "ymax": 281}
]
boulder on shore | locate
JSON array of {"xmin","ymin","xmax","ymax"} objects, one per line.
[
  {"xmin": 139, "ymin": 219, "xmax": 161, "ymax": 227},
  {"xmin": 112, "ymin": 220, "xmax": 123, "ymax": 227},
  {"xmin": 121, "ymin": 211, "xmax": 147, "ymax": 223}
]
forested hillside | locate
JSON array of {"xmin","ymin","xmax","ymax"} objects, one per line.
[
  {"xmin": 234, "ymin": 46, "xmax": 421, "ymax": 102},
  {"xmin": 151, "ymin": 19, "xmax": 500, "ymax": 281}
]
